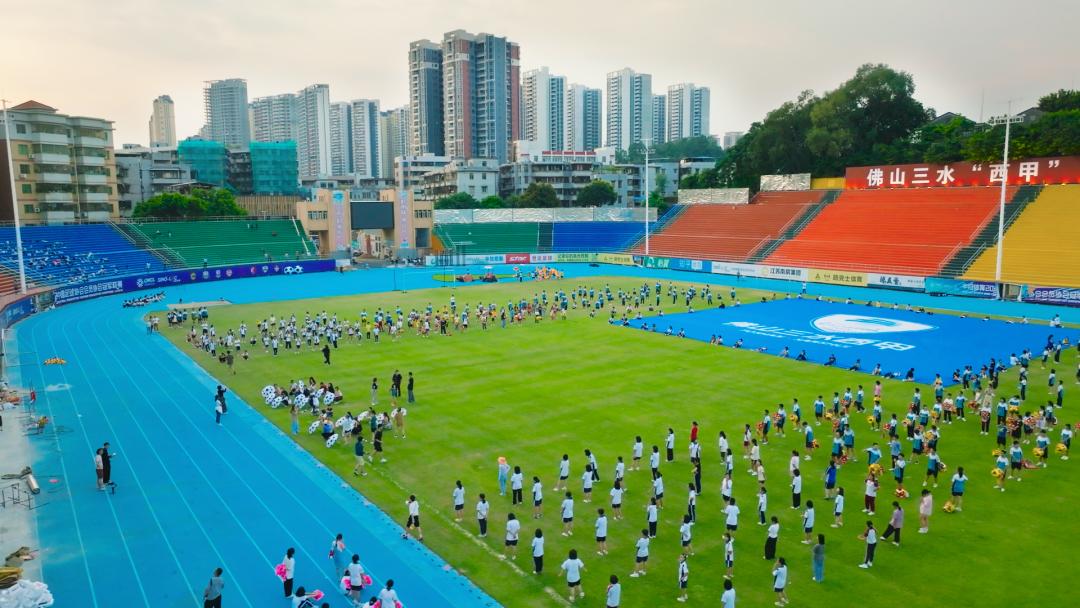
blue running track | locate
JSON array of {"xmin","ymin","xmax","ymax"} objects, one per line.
[{"xmin": 7, "ymin": 263, "xmax": 1080, "ymax": 607}]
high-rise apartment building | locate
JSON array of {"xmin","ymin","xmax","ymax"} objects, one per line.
[
  {"xmin": 250, "ymin": 93, "xmax": 298, "ymax": 143},
  {"xmin": 652, "ymin": 94, "xmax": 667, "ymax": 145},
  {"xmin": 0, "ymin": 101, "xmax": 119, "ymax": 222},
  {"xmin": 295, "ymin": 84, "xmax": 332, "ymax": 179},
  {"xmin": 408, "ymin": 40, "xmax": 445, "ymax": 157},
  {"xmin": 722, "ymin": 131, "xmax": 744, "ymax": 149},
  {"xmin": 328, "ymin": 102, "xmax": 353, "ymax": 175},
  {"xmin": 441, "ymin": 30, "xmax": 521, "ymax": 162},
  {"xmin": 350, "ymin": 100, "xmax": 382, "ymax": 179},
  {"xmin": 379, "ymin": 106, "xmax": 408, "ymax": 181},
  {"xmin": 667, "ymin": 83, "xmax": 711, "ymax": 141},
  {"xmin": 605, "ymin": 68, "xmax": 653, "ymax": 150},
  {"xmin": 521, "ymin": 67, "xmax": 565, "ymax": 151},
  {"xmin": 564, "ymin": 84, "xmax": 602, "ymax": 152},
  {"xmin": 148, "ymin": 95, "xmax": 176, "ymax": 148},
  {"xmin": 204, "ymin": 79, "xmax": 250, "ymax": 148}
]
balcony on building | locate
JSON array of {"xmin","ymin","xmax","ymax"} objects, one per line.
[
  {"xmin": 30, "ymin": 131, "xmax": 69, "ymax": 145},
  {"xmin": 76, "ymin": 155, "xmax": 105, "ymax": 167},
  {"xmin": 78, "ymin": 173, "xmax": 107, "ymax": 185},
  {"xmin": 42, "ymin": 192, "xmax": 74, "ymax": 203}
]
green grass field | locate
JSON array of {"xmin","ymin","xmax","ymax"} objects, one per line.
[{"xmin": 160, "ymin": 277, "xmax": 1079, "ymax": 608}]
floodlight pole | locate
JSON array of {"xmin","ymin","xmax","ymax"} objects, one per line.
[
  {"xmin": 642, "ymin": 137, "xmax": 652, "ymax": 256},
  {"xmin": 1, "ymin": 99, "xmax": 27, "ymax": 294},
  {"xmin": 987, "ymin": 105, "xmax": 1023, "ymax": 288}
]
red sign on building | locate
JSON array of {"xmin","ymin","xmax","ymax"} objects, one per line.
[{"xmin": 844, "ymin": 156, "xmax": 1080, "ymax": 189}]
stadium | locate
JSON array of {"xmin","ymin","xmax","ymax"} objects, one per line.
[{"xmin": 1, "ymin": 10, "xmax": 1080, "ymax": 608}]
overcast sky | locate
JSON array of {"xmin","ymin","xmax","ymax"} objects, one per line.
[{"xmin": 3, "ymin": 0, "xmax": 1078, "ymax": 147}]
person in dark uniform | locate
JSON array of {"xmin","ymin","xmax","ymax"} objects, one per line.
[
  {"xmin": 101, "ymin": 442, "xmax": 113, "ymax": 486},
  {"xmin": 322, "ymin": 344, "xmax": 331, "ymax": 365}
]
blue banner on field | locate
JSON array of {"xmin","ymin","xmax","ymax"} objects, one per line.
[
  {"xmin": 644, "ymin": 256, "xmax": 711, "ymax": 273},
  {"xmin": 1025, "ymin": 286, "xmax": 1080, "ymax": 307},
  {"xmin": 53, "ymin": 259, "xmax": 336, "ymax": 306},
  {"xmin": 0, "ymin": 295, "xmax": 36, "ymax": 329},
  {"xmin": 924, "ymin": 278, "xmax": 997, "ymax": 299},
  {"xmin": 624, "ymin": 298, "xmax": 1065, "ymax": 385}
]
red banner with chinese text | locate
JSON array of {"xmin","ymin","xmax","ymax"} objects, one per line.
[{"xmin": 844, "ymin": 156, "xmax": 1080, "ymax": 189}]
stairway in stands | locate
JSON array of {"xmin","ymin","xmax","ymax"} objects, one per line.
[
  {"xmin": 937, "ymin": 184, "xmax": 1042, "ymax": 277},
  {"xmin": 748, "ymin": 190, "xmax": 841, "ymax": 262}
]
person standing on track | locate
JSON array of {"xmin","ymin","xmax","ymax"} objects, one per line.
[
  {"xmin": 280, "ymin": 548, "xmax": 295, "ymax": 597},
  {"xmin": 101, "ymin": 442, "xmax": 114, "ymax": 486},
  {"xmin": 202, "ymin": 567, "xmax": 223, "ymax": 608}
]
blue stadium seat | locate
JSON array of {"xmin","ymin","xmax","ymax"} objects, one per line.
[{"xmin": 0, "ymin": 224, "xmax": 164, "ymax": 287}]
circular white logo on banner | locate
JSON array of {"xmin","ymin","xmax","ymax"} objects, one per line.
[{"xmin": 811, "ymin": 314, "xmax": 934, "ymax": 334}]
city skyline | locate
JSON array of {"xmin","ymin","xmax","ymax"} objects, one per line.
[{"xmin": 3, "ymin": 0, "xmax": 1078, "ymax": 147}]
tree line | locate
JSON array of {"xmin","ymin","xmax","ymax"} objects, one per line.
[
  {"xmin": 682, "ymin": 64, "xmax": 1080, "ymax": 191},
  {"xmin": 132, "ymin": 188, "xmax": 248, "ymax": 218}
]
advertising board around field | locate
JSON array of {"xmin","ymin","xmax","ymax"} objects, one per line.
[
  {"xmin": 868, "ymin": 273, "xmax": 926, "ymax": 290},
  {"xmin": 760, "ymin": 265, "xmax": 809, "ymax": 281},
  {"xmin": 529, "ymin": 253, "xmax": 556, "ymax": 263},
  {"xmin": 808, "ymin": 268, "xmax": 867, "ymax": 287},
  {"xmin": 0, "ymin": 294, "xmax": 37, "ymax": 329},
  {"xmin": 504, "ymin": 253, "xmax": 531, "ymax": 264},
  {"xmin": 1024, "ymin": 286, "xmax": 1080, "ymax": 307},
  {"xmin": 596, "ymin": 253, "xmax": 635, "ymax": 266},
  {"xmin": 668, "ymin": 258, "xmax": 711, "ymax": 273},
  {"xmin": 710, "ymin": 261, "xmax": 761, "ymax": 277},
  {"xmin": 924, "ymin": 277, "xmax": 997, "ymax": 299},
  {"xmin": 52, "ymin": 259, "xmax": 337, "ymax": 306},
  {"xmin": 556, "ymin": 253, "xmax": 596, "ymax": 263}
]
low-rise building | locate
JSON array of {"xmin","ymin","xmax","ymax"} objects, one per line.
[
  {"xmin": 115, "ymin": 144, "xmax": 193, "ymax": 215},
  {"xmin": 420, "ymin": 158, "xmax": 499, "ymax": 200},
  {"xmin": 0, "ymin": 100, "xmax": 119, "ymax": 222}
]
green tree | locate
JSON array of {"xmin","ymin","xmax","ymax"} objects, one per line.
[
  {"xmin": 1038, "ymin": 89, "xmax": 1080, "ymax": 113},
  {"xmin": 132, "ymin": 189, "xmax": 246, "ymax": 218},
  {"xmin": 434, "ymin": 192, "xmax": 478, "ymax": 209},
  {"xmin": 652, "ymin": 172, "xmax": 669, "ymax": 200},
  {"xmin": 576, "ymin": 180, "xmax": 618, "ymax": 207},
  {"xmin": 477, "ymin": 195, "xmax": 505, "ymax": 209},
  {"xmin": 518, "ymin": 183, "xmax": 559, "ymax": 208}
]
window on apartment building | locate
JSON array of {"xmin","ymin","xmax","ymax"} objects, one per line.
[
  {"xmin": 15, "ymin": 124, "xmax": 26, "ymax": 134},
  {"xmin": 17, "ymin": 144, "xmax": 29, "ymax": 155},
  {"xmin": 19, "ymin": 164, "xmax": 30, "ymax": 175},
  {"xmin": 23, "ymin": 205, "xmax": 33, "ymax": 214},
  {"xmin": 481, "ymin": 186, "xmax": 488, "ymax": 193},
  {"xmin": 21, "ymin": 184, "xmax": 32, "ymax": 194}
]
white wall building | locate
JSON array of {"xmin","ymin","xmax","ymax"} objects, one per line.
[
  {"xmin": 605, "ymin": 68, "xmax": 653, "ymax": 151},
  {"xmin": 204, "ymin": 78, "xmax": 250, "ymax": 148},
  {"xmin": 296, "ymin": 84, "xmax": 332, "ymax": 179},
  {"xmin": 667, "ymin": 83, "xmax": 711, "ymax": 141},
  {"xmin": 521, "ymin": 67, "xmax": 566, "ymax": 151},
  {"xmin": 149, "ymin": 95, "xmax": 176, "ymax": 148},
  {"xmin": 329, "ymin": 102, "xmax": 353, "ymax": 175},
  {"xmin": 379, "ymin": 106, "xmax": 408, "ymax": 181},
  {"xmin": 722, "ymin": 131, "xmax": 744, "ymax": 149},
  {"xmin": 250, "ymin": 93, "xmax": 298, "ymax": 143},
  {"xmin": 350, "ymin": 99, "xmax": 382, "ymax": 179},
  {"xmin": 652, "ymin": 94, "xmax": 667, "ymax": 145},
  {"xmin": 565, "ymin": 84, "xmax": 602, "ymax": 152}
]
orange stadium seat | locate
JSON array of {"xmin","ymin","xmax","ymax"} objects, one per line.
[
  {"xmin": 633, "ymin": 191, "xmax": 825, "ymax": 261},
  {"xmin": 765, "ymin": 186, "xmax": 1018, "ymax": 276}
]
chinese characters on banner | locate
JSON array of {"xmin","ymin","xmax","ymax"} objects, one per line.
[{"xmin": 845, "ymin": 156, "xmax": 1080, "ymax": 189}]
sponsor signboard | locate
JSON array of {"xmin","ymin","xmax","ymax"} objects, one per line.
[
  {"xmin": 868, "ymin": 273, "xmax": 926, "ymax": 290},
  {"xmin": 808, "ymin": 268, "xmax": 868, "ymax": 287},
  {"xmin": 596, "ymin": 253, "xmax": 634, "ymax": 266},
  {"xmin": 924, "ymin": 278, "xmax": 997, "ymax": 299},
  {"xmin": 52, "ymin": 259, "xmax": 336, "ymax": 306},
  {"xmin": 529, "ymin": 253, "xmax": 556, "ymax": 263},
  {"xmin": 556, "ymin": 253, "xmax": 597, "ymax": 263},
  {"xmin": 504, "ymin": 253, "xmax": 531, "ymax": 264},
  {"xmin": 760, "ymin": 265, "xmax": 809, "ymax": 281},
  {"xmin": 643, "ymin": 256, "xmax": 671, "ymax": 269},
  {"xmin": 1024, "ymin": 286, "xmax": 1080, "ymax": 307},
  {"xmin": 0, "ymin": 295, "xmax": 37, "ymax": 329},
  {"xmin": 711, "ymin": 261, "xmax": 760, "ymax": 277}
]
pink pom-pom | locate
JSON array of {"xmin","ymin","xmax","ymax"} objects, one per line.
[
  {"xmin": 362, "ymin": 574, "xmax": 373, "ymax": 586},
  {"xmin": 311, "ymin": 589, "xmax": 324, "ymax": 601},
  {"xmin": 274, "ymin": 564, "xmax": 287, "ymax": 581}
]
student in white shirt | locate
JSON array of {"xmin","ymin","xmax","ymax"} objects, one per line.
[
  {"xmin": 724, "ymin": 497, "xmax": 740, "ymax": 533},
  {"xmin": 614, "ymin": 456, "xmax": 626, "ymax": 491},
  {"xmin": 345, "ymin": 555, "xmax": 365, "ymax": 604},
  {"xmin": 452, "ymin": 481, "xmax": 465, "ymax": 522},
  {"xmin": 560, "ymin": 549, "xmax": 586, "ymax": 602},
  {"xmin": 687, "ymin": 483, "xmax": 698, "ymax": 522},
  {"xmin": 649, "ymin": 446, "xmax": 661, "ymax": 479},
  {"xmin": 652, "ymin": 473, "xmax": 665, "ymax": 508},
  {"xmin": 802, "ymin": 500, "xmax": 815, "ymax": 544},
  {"xmin": 679, "ymin": 514, "xmax": 694, "ymax": 556},
  {"xmin": 632, "ymin": 437, "xmax": 644, "ymax": 470},
  {"xmin": 723, "ymin": 532, "xmax": 735, "ymax": 579},
  {"xmin": 610, "ymin": 481, "xmax": 624, "ymax": 519},
  {"xmin": 646, "ymin": 498, "xmax": 659, "ymax": 538},
  {"xmin": 677, "ymin": 553, "xmax": 690, "ymax": 602},
  {"xmin": 791, "ymin": 469, "xmax": 803, "ymax": 509},
  {"xmin": 595, "ymin": 508, "xmax": 609, "ymax": 555},
  {"xmin": 530, "ymin": 528, "xmax": 545, "ymax": 574},
  {"xmin": 721, "ymin": 579, "xmax": 736, "ymax": 608},
  {"xmin": 859, "ymin": 521, "xmax": 878, "ymax": 568},
  {"xmin": 832, "ymin": 487, "xmax": 845, "ymax": 527},
  {"xmin": 510, "ymin": 466, "xmax": 524, "ymax": 505},
  {"xmin": 504, "ymin": 513, "xmax": 521, "ymax": 558},
  {"xmin": 765, "ymin": 516, "xmax": 780, "ymax": 560},
  {"xmin": 377, "ymin": 580, "xmax": 399, "ymax": 608},
  {"xmin": 561, "ymin": 492, "xmax": 575, "ymax": 536},
  {"xmin": 606, "ymin": 574, "xmax": 621, "ymax": 608},
  {"xmin": 280, "ymin": 547, "xmax": 296, "ymax": 598},
  {"xmin": 403, "ymin": 495, "xmax": 422, "ymax": 541},
  {"xmin": 557, "ymin": 454, "xmax": 571, "ymax": 491},
  {"xmin": 582, "ymin": 465, "xmax": 595, "ymax": 502},
  {"xmin": 531, "ymin": 476, "xmax": 544, "ymax": 519},
  {"xmin": 476, "ymin": 494, "xmax": 490, "ymax": 537},
  {"xmin": 722, "ymin": 472, "xmax": 734, "ymax": 504},
  {"xmin": 631, "ymin": 529, "xmax": 650, "ymax": 576},
  {"xmin": 757, "ymin": 487, "xmax": 768, "ymax": 525}
]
